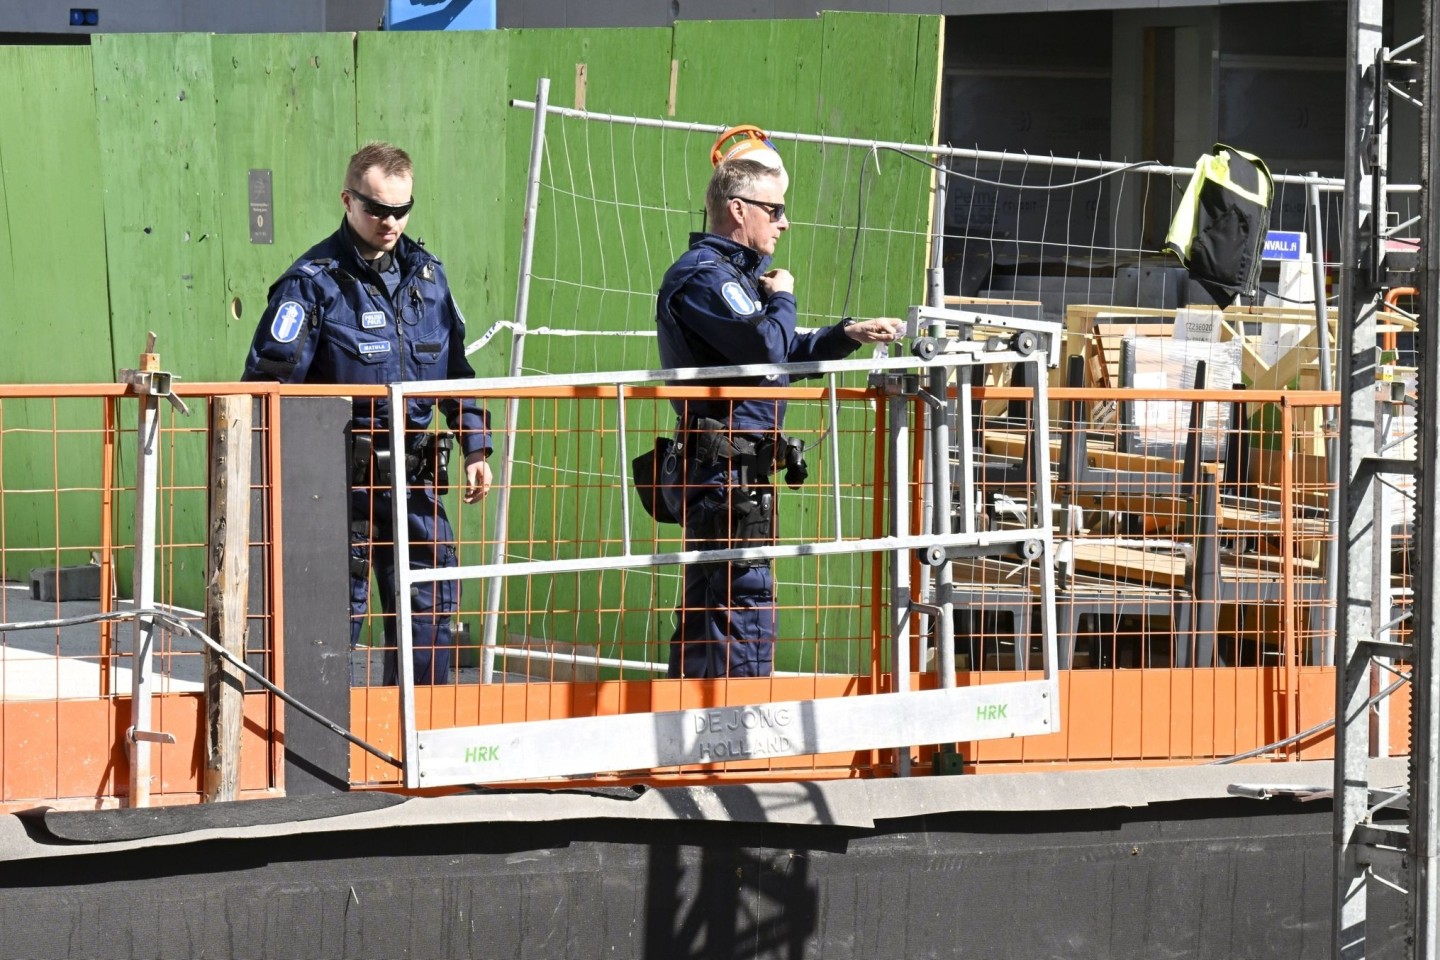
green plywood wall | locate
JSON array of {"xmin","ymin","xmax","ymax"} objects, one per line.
[
  {"xmin": 0, "ymin": 46, "xmax": 112, "ymax": 383},
  {"xmin": 503, "ymin": 26, "xmax": 679, "ymax": 379},
  {"xmin": 357, "ymin": 30, "xmax": 513, "ymax": 380},
  {"xmin": 92, "ymin": 33, "xmax": 228, "ymax": 379},
  {"xmin": 0, "ymin": 46, "xmax": 113, "ymax": 578},
  {"xmin": 485, "ymin": 13, "xmax": 943, "ymax": 669},
  {"xmin": 0, "ymin": 18, "xmax": 943, "ymax": 657},
  {"xmin": 0, "ymin": 17, "xmax": 942, "ymax": 382},
  {"xmin": 213, "ymin": 33, "xmax": 359, "ymax": 373}
]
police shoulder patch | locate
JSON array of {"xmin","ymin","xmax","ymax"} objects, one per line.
[
  {"xmin": 270, "ymin": 301, "xmax": 307, "ymax": 344},
  {"xmin": 720, "ymin": 281, "xmax": 757, "ymax": 317},
  {"xmin": 361, "ymin": 311, "xmax": 386, "ymax": 329}
]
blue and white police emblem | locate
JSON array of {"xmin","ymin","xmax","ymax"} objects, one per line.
[
  {"xmin": 270, "ymin": 301, "xmax": 306, "ymax": 343},
  {"xmin": 720, "ymin": 281, "xmax": 757, "ymax": 317},
  {"xmin": 358, "ymin": 341, "xmax": 391, "ymax": 356},
  {"xmin": 361, "ymin": 311, "xmax": 386, "ymax": 329}
]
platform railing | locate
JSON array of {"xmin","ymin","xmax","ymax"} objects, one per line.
[
  {"xmin": 0, "ymin": 383, "xmax": 286, "ymax": 811},
  {"xmin": 0, "ymin": 380, "xmax": 1402, "ymax": 809}
]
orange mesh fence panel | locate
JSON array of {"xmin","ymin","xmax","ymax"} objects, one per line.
[
  {"xmin": 343, "ymin": 381, "xmax": 1381, "ymax": 786},
  {"xmin": 0, "ymin": 379, "xmax": 1397, "ymax": 801},
  {"xmin": 348, "ymin": 382, "xmax": 897, "ymax": 787},
  {"xmin": 0, "ymin": 385, "xmax": 283, "ymax": 811},
  {"xmin": 957, "ymin": 386, "xmax": 1351, "ymax": 771}
]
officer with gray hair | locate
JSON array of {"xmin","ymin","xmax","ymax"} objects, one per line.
[{"xmin": 655, "ymin": 156, "xmax": 900, "ymax": 678}]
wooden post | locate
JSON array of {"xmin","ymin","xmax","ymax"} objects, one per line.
[{"xmin": 204, "ymin": 395, "xmax": 251, "ymax": 802}]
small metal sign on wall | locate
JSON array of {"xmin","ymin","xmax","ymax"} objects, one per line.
[{"xmin": 248, "ymin": 169, "xmax": 273, "ymax": 244}]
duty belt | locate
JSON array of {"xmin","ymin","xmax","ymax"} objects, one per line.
[
  {"xmin": 682, "ymin": 417, "xmax": 779, "ymax": 464},
  {"xmin": 349, "ymin": 429, "xmax": 453, "ymax": 493},
  {"xmin": 681, "ymin": 417, "xmax": 808, "ymax": 489}
]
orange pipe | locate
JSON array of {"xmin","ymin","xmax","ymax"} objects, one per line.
[
  {"xmin": 99, "ymin": 398, "xmax": 116, "ymax": 698},
  {"xmin": 264, "ymin": 391, "xmax": 287, "ymax": 792},
  {"xmin": 1382, "ymin": 286, "xmax": 1418, "ymax": 354},
  {"xmin": 1279, "ymin": 399, "xmax": 1299, "ymax": 757}
]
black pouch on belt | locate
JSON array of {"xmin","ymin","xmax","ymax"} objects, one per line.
[
  {"xmin": 632, "ymin": 437, "xmax": 682, "ymax": 524},
  {"xmin": 349, "ymin": 431, "xmax": 393, "ymax": 487},
  {"xmin": 406, "ymin": 431, "xmax": 454, "ymax": 494},
  {"xmin": 728, "ymin": 488, "xmax": 774, "ymax": 567},
  {"xmin": 430, "ymin": 431, "xmax": 453, "ymax": 495}
]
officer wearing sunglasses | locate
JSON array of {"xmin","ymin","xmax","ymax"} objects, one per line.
[
  {"xmin": 654, "ymin": 156, "xmax": 901, "ymax": 679},
  {"xmin": 242, "ymin": 141, "xmax": 491, "ymax": 687}
]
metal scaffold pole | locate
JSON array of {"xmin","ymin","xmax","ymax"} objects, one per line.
[
  {"xmin": 1334, "ymin": 0, "xmax": 1438, "ymax": 955},
  {"xmin": 1408, "ymin": 0, "xmax": 1440, "ymax": 951},
  {"xmin": 481, "ymin": 76, "xmax": 551, "ymax": 685},
  {"xmin": 1334, "ymin": 0, "xmax": 1388, "ymax": 954}
]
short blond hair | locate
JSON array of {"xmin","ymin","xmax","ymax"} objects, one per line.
[{"xmin": 345, "ymin": 141, "xmax": 412, "ymax": 191}]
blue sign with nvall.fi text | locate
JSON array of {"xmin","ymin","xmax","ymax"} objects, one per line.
[{"xmin": 1262, "ymin": 231, "xmax": 1304, "ymax": 261}]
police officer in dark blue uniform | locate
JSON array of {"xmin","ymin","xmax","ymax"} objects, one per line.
[
  {"xmin": 242, "ymin": 142, "xmax": 491, "ymax": 686},
  {"xmin": 655, "ymin": 157, "xmax": 901, "ymax": 678}
]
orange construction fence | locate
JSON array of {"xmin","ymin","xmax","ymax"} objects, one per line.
[{"xmin": 0, "ymin": 379, "xmax": 1408, "ymax": 809}]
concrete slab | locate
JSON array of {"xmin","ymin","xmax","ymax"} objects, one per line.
[{"xmin": 0, "ymin": 582, "xmax": 205, "ymax": 698}]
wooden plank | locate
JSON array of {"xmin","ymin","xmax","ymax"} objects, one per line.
[
  {"xmin": 1296, "ymin": 668, "xmax": 1338, "ymax": 760},
  {"xmin": 672, "ymin": 19, "xmax": 823, "ymax": 130},
  {"xmin": 2, "ymin": 702, "xmax": 59, "ymax": 802},
  {"xmin": 1065, "ymin": 670, "xmax": 1116, "ymax": 759},
  {"xmin": 946, "ymin": 296, "xmax": 1044, "ymax": 308},
  {"xmin": 357, "ymin": 30, "xmax": 519, "ymax": 376},
  {"xmin": 1069, "ymin": 543, "xmax": 1186, "ymax": 589},
  {"xmin": 1089, "ymin": 320, "xmax": 1173, "ymax": 388},
  {"xmin": 672, "ymin": 15, "xmax": 831, "ymax": 322},
  {"xmin": 55, "ymin": 698, "xmax": 122, "ymax": 801},
  {"xmin": 205, "ymin": 396, "xmax": 251, "ymax": 802},
  {"xmin": 1140, "ymin": 670, "xmax": 1173, "ymax": 758},
  {"xmin": 1066, "ymin": 302, "xmax": 1350, "ymax": 390},
  {"xmin": 1247, "ymin": 327, "xmax": 1321, "ymax": 391},
  {"xmin": 212, "ymin": 33, "xmax": 357, "ymax": 374},
  {"xmin": 1112, "ymin": 670, "xmax": 1144, "ymax": 757},
  {"xmin": 357, "ymin": 30, "xmax": 529, "ymax": 672},
  {"xmin": 984, "ymin": 430, "xmax": 1186, "ymax": 476}
]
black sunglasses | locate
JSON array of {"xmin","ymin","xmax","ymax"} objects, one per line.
[
  {"xmin": 730, "ymin": 196, "xmax": 787, "ymax": 222},
  {"xmin": 346, "ymin": 186, "xmax": 415, "ymax": 221}
]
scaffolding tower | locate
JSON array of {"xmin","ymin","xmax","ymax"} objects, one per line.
[{"xmin": 1333, "ymin": 0, "xmax": 1437, "ymax": 956}]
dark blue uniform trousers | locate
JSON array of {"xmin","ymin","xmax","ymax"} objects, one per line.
[
  {"xmin": 350, "ymin": 484, "xmax": 459, "ymax": 685},
  {"xmin": 667, "ymin": 456, "xmax": 776, "ymax": 679}
]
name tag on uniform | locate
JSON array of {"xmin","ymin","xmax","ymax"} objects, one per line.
[
  {"xmin": 358, "ymin": 341, "xmax": 391, "ymax": 356},
  {"xmin": 361, "ymin": 311, "xmax": 386, "ymax": 329}
]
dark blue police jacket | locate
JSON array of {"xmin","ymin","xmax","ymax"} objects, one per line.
[
  {"xmin": 241, "ymin": 222, "xmax": 490, "ymax": 457},
  {"xmin": 656, "ymin": 233, "xmax": 861, "ymax": 434}
]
